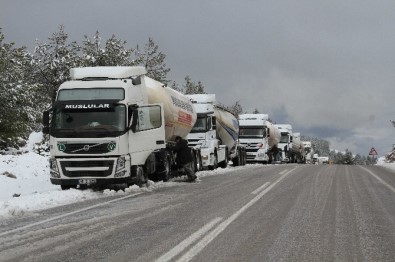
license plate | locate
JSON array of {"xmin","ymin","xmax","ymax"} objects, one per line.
[
  {"xmin": 78, "ymin": 179, "xmax": 96, "ymax": 185},
  {"xmin": 247, "ymin": 152, "xmax": 255, "ymax": 155}
]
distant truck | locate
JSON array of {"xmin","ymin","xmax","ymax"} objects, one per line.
[
  {"xmin": 238, "ymin": 114, "xmax": 281, "ymax": 163},
  {"xmin": 289, "ymin": 132, "xmax": 305, "ymax": 163},
  {"xmin": 275, "ymin": 124, "xmax": 292, "ymax": 163},
  {"xmin": 43, "ymin": 66, "xmax": 200, "ymax": 189},
  {"xmin": 318, "ymin": 156, "xmax": 329, "ymax": 164},
  {"xmin": 302, "ymin": 141, "xmax": 314, "ymax": 164},
  {"xmin": 313, "ymin": 153, "xmax": 319, "ymax": 164},
  {"xmin": 186, "ymin": 94, "xmax": 246, "ymax": 169}
]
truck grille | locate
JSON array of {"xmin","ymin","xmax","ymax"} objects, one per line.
[
  {"xmin": 60, "ymin": 142, "xmax": 115, "ymax": 154},
  {"xmin": 187, "ymin": 139, "xmax": 200, "ymax": 147},
  {"xmin": 60, "ymin": 160, "xmax": 114, "ymax": 177}
]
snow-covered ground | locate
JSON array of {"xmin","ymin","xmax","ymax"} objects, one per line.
[
  {"xmin": 0, "ymin": 132, "xmax": 254, "ymax": 220},
  {"xmin": 1, "ymin": 132, "xmax": 394, "ymax": 220}
]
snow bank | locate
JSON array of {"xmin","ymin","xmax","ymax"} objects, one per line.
[{"xmin": 0, "ymin": 132, "xmax": 255, "ymax": 220}]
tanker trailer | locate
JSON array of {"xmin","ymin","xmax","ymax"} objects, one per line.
[
  {"xmin": 238, "ymin": 114, "xmax": 281, "ymax": 163},
  {"xmin": 289, "ymin": 132, "xmax": 305, "ymax": 163},
  {"xmin": 186, "ymin": 94, "xmax": 246, "ymax": 169},
  {"xmin": 302, "ymin": 141, "xmax": 313, "ymax": 164},
  {"xmin": 274, "ymin": 124, "xmax": 292, "ymax": 163},
  {"xmin": 43, "ymin": 66, "xmax": 198, "ymax": 189}
]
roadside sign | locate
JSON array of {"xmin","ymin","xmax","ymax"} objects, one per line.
[{"xmin": 368, "ymin": 147, "xmax": 378, "ymax": 156}]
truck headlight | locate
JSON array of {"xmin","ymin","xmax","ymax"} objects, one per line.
[
  {"xmin": 116, "ymin": 156, "xmax": 126, "ymax": 171},
  {"xmin": 49, "ymin": 158, "xmax": 60, "ymax": 178}
]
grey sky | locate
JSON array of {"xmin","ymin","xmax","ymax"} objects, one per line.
[{"xmin": 1, "ymin": 0, "xmax": 394, "ymax": 156}]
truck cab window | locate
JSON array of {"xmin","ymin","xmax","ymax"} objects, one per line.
[{"xmin": 134, "ymin": 105, "xmax": 162, "ymax": 132}]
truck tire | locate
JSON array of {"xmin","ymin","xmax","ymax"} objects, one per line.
[
  {"xmin": 156, "ymin": 151, "xmax": 171, "ymax": 182},
  {"xmin": 209, "ymin": 152, "xmax": 218, "ymax": 170},
  {"xmin": 193, "ymin": 150, "xmax": 202, "ymax": 172},
  {"xmin": 241, "ymin": 148, "xmax": 246, "ymax": 165},
  {"xmin": 219, "ymin": 149, "xmax": 228, "ymax": 168},
  {"xmin": 133, "ymin": 166, "xmax": 147, "ymax": 187},
  {"xmin": 233, "ymin": 153, "xmax": 240, "ymax": 166}
]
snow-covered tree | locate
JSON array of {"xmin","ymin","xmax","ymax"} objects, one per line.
[
  {"xmin": 135, "ymin": 38, "xmax": 170, "ymax": 84},
  {"xmin": 0, "ymin": 29, "xmax": 42, "ymax": 149},
  {"xmin": 229, "ymin": 100, "xmax": 243, "ymax": 118},
  {"xmin": 81, "ymin": 31, "xmax": 138, "ymax": 67},
  {"xmin": 183, "ymin": 75, "xmax": 206, "ymax": 94},
  {"xmin": 253, "ymin": 108, "xmax": 260, "ymax": 114},
  {"xmin": 32, "ymin": 25, "xmax": 80, "ymax": 103}
]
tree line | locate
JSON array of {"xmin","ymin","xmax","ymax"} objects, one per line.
[
  {"xmin": 0, "ymin": 26, "xmax": 242, "ymax": 149},
  {"xmin": 301, "ymin": 135, "xmax": 376, "ymax": 165}
]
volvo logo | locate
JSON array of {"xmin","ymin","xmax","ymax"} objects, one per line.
[{"xmin": 83, "ymin": 145, "xmax": 90, "ymax": 151}]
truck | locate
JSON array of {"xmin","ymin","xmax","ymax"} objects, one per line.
[
  {"xmin": 289, "ymin": 132, "xmax": 305, "ymax": 163},
  {"xmin": 42, "ymin": 66, "xmax": 200, "ymax": 189},
  {"xmin": 238, "ymin": 114, "xmax": 281, "ymax": 163},
  {"xmin": 274, "ymin": 124, "xmax": 292, "ymax": 163},
  {"xmin": 186, "ymin": 94, "xmax": 246, "ymax": 169},
  {"xmin": 302, "ymin": 141, "xmax": 314, "ymax": 164}
]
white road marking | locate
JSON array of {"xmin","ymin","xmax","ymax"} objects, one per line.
[
  {"xmin": 155, "ymin": 217, "xmax": 222, "ymax": 262},
  {"xmin": 173, "ymin": 167, "xmax": 296, "ymax": 262},
  {"xmin": 279, "ymin": 169, "xmax": 288, "ymax": 175},
  {"xmin": 359, "ymin": 166, "xmax": 395, "ymax": 194},
  {"xmin": 0, "ymin": 192, "xmax": 143, "ymax": 237},
  {"xmin": 252, "ymin": 182, "xmax": 270, "ymax": 195}
]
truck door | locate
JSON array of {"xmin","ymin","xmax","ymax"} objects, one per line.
[{"xmin": 129, "ymin": 105, "xmax": 165, "ymax": 164}]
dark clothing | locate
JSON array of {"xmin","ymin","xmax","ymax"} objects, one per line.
[
  {"xmin": 174, "ymin": 137, "xmax": 196, "ymax": 181},
  {"xmin": 173, "ymin": 138, "xmax": 193, "ymax": 165}
]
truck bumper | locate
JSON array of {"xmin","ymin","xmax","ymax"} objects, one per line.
[{"xmin": 50, "ymin": 177, "xmax": 136, "ymax": 187}]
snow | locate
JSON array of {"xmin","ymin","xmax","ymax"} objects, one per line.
[{"xmin": 0, "ymin": 133, "xmax": 250, "ymax": 220}]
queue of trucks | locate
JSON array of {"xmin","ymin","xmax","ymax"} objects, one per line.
[{"xmin": 42, "ymin": 66, "xmax": 314, "ymax": 190}]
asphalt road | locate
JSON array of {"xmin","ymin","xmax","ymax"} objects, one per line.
[{"xmin": 0, "ymin": 164, "xmax": 394, "ymax": 262}]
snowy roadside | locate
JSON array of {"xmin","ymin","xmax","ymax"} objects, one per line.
[{"xmin": 0, "ymin": 133, "xmax": 253, "ymax": 220}]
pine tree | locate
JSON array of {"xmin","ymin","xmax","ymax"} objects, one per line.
[
  {"xmin": 183, "ymin": 75, "xmax": 206, "ymax": 94},
  {"xmin": 229, "ymin": 101, "xmax": 243, "ymax": 118},
  {"xmin": 81, "ymin": 31, "xmax": 138, "ymax": 67},
  {"xmin": 0, "ymin": 29, "xmax": 42, "ymax": 148},
  {"xmin": 135, "ymin": 38, "xmax": 170, "ymax": 84},
  {"xmin": 32, "ymin": 25, "xmax": 81, "ymax": 103}
]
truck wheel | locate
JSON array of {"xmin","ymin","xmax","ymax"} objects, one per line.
[
  {"xmin": 219, "ymin": 149, "xmax": 228, "ymax": 168},
  {"xmin": 241, "ymin": 149, "xmax": 246, "ymax": 165},
  {"xmin": 134, "ymin": 166, "xmax": 147, "ymax": 187},
  {"xmin": 161, "ymin": 156, "xmax": 171, "ymax": 182},
  {"xmin": 233, "ymin": 153, "xmax": 241, "ymax": 166},
  {"xmin": 193, "ymin": 151, "xmax": 202, "ymax": 172},
  {"xmin": 197, "ymin": 153, "xmax": 202, "ymax": 171},
  {"xmin": 209, "ymin": 153, "xmax": 218, "ymax": 170}
]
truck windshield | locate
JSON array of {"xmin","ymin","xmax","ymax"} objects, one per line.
[
  {"xmin": 280, "ymin": 132, "xmax": 289, "ymax": 143},
  {"xmin": 50, "ymin": 104, "xmax": 126, "ymax": 138},
  {"xmin": 239, "ymin": 127, "xmax": 266, "ymax": 138},
  {"xmin": 191, "ymin": 117, "xmax": 207, "ymax": 133}
]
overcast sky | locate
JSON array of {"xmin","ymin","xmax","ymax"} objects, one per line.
[{"xmin": 1, "ymin": 0, "xmax": 395, "ymax": 156}]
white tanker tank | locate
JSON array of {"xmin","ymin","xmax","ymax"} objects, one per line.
[
  {"xmin": 266, "ymin": 121, "xmax": 281, "ymax": 148},
  {"xmin": 289, "ymin": 132, "xmax": 305, "ymax": 163},
  {"xmin": 145, "ymin": 77, "xmax": 197, "ymax": 141},
  {"xmin": 187, "ymin": 94, "xmax": 246, "ymax": 169}
]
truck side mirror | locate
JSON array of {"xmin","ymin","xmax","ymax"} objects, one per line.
[
  {"xmin": 212, "ymin": 116, "xmax": 216, "ymax": 130},
  {"xmin": 267, "ymin": 128, "xmax": 270, "ymax": 137},
  {"xmin": 42, "ymin": 110, "xmax": 50, "ymax": 134},
  {"xmin": 130, "ymin": 109, "xmax": 139, "ymax": 133}
]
